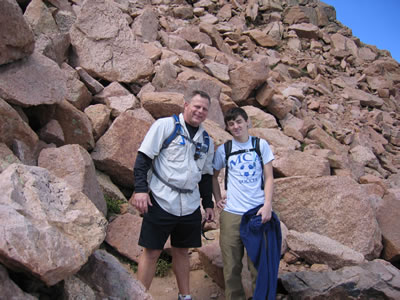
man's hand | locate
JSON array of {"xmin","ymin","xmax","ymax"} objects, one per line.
[
  {"xmin": 204, "ymin": 207, "xmax": 215, "ymax": 222},
  {"xmin": 256, "ymin": 204, "xmax": 272, "ymax": 223},
  {"xmin": 129, "ymin": 192, "xmax": 152, "ymax": 214}
]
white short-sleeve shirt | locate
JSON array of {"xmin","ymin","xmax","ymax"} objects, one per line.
[
  {"xmin": 213, "ymin": 136, "xmax": 274, "ymax": 215},
  {"xmin": 139, "ymin": 113, "xmax": 214, "ymax": 216}
]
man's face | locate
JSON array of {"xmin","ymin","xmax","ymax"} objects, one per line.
[
  {"xmin": 226, "ymin": 115, "xmax": 249, "ymax": 139},
  {"xmin": 183, "ymin": 94, "xmax": 210, "ymax": 127}
]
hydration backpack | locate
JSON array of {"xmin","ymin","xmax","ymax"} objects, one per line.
[
  {"xmin": 161, "ymin": 114, "xmax": 210, "ymax": 152},
  {"xmin": 224, "ymin": 136, "xmax": 264, "ymax": 190},
  {"xmin": 152, "ymin": 114, "xmax": 210, "ymax": 194}
]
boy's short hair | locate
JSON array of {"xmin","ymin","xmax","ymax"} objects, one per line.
[{"xmin": 224, "ymin": 107, "xmax": 248, "ymax": 125}]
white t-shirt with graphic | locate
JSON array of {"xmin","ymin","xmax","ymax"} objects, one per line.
[{"xmin": 213, "ymin": 136, "xmax": 274, "ymax": 215}]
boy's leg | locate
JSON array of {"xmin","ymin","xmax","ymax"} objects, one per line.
[
  {"xmin": 247, "ymin": 254, "xmax": 258, "ymax": 293},
  {"xmin": 137, "ymin": 248, "xmax": 162, "ymax": 290},
  {"xmin": 220, "ymin": 210, "xmax": 246, "ymax": 300}
]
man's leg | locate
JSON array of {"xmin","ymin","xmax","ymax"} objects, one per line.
[
  {"xmin": 220, "ymin": 210, "xmax": 246, "ymax": 300},
  {"xmin": 171, "ymin": 246, "xmax": 190, "ymax": 295},
  {"xmin": 137, "ymin": 248, "xmax": 162, "ymax": 290}
]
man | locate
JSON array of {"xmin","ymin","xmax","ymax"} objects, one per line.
[
  {"xmin": 212, "ymin": 107, "xmax": 279, "ymax": 300},
  {"xmin": 130, "ymin": 90, "xmax": 214, "ymax": 300}
]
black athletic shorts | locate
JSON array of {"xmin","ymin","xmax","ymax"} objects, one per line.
[{"xmin": 138, "ymin": 194, "xmax": 202, "ymax": 250}]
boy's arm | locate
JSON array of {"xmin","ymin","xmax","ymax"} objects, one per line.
[
  {"xmin": 212, "ymin": 168, "xmax": 226, "ymax": 209},
  {"xmin": 257, "ymin": 162, "xmax": 274, "ymax": 223}
]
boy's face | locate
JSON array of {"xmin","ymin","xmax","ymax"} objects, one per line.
[{"xmin": 226, "ymin": 115, "xmax": 249, "ymax": 140}]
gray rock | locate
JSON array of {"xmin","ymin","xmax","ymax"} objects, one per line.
[
  {"xmin": 0, "ymin": 98, "xmax": 38, "ymax": 153},
  {"xmin": 63, "ymin": 275, "xmax": 96, "ymax": 300},
  {"xmin": 70, "ymin": 0, "xmax": 153, "ymax": 83},
  {"xmin": 0, "ymin": 52, "xmax": 67, "ymax": 107},
  {"xmin": 376, "ymin": 189, "xmax": 400, "ymax": 262},
  {"xmin": 91, "ymin": 110, "xmax": 152, "ymax": 188},
  {"xmin": 38, "ymin": 144, "xmax": 107, "ymax": 216},
  {"xmin": 78, "ymin": 249, "xmax": 153, "ymax": 299},
  {"xmin": 0, "ymin": 143, "xmax": 21, "ymax": 174},
  {"xmin": 105, "ymin": 213, "xmax": 143, "ymax": 263},
  {"xmin": 279, "ymin": 259, "xmax": 400, "ymax": 299},
  {"xmin": 0, "ymin": 0, "xmax": 35, "ymax": 65},
  {"xmin": 286, "ymin": 230, "xmax": 366, "ymax": 269},
  {"xmin": 273, "ymin": 176, "xmax": 382, "ymax": 259},
  {"xmin": 0, "ymin": 264, "xmax": 37, "ymax": 300},
  {"xmin": 0, "ymin": 164, "xmax": 107, "ymax": 286}
]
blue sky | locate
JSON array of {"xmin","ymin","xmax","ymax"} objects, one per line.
[{"xmin": 321, "ymin": 0, "xmax": 400, "ymax": 63}]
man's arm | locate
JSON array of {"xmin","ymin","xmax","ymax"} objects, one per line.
[
  {"xmin": 133, "ymin": 151, "xmax": 152, "ymax": 193},
  {"xmin": 199, "ymin": 173, "xmax": 214, "ymax": 221},
  {"xmin": 129, "ymin": 151, "xmax": 153, "ymax": 214},
  {"xmin": 256, "ymin": 162, "xmax": 274, "ymax": 223}
]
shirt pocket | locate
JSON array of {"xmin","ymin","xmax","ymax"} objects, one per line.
[{"xmin": 164, "ymin": 137, "xmax": 186, "ymax": 162}]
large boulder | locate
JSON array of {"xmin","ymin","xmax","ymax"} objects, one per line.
[
  {"xmin": 131, "ymin": 7, "xmax": 159, "ymax": 42},
  {"xmin": 0, "ymin": 52, "xmax": 67, "ymax": 107},
  {"xmin": 105, "ymin": 213, "xmax": 143, "ymax": 263},
  {"xmin": 0, "ymin": 98, "xmax": 38, "ymax": 153},
  {"xmin": 197, "ymin": 241, "xmax": 225, "ymax": 289},
  {"xmin": 0, "ymin": 265, "xmax": 37, "ymax": 300},
  {"xmin": 286, "ymin": 230, "xmax": 366, "ymax": 269},
  {"xmin": 249, "ymin": 128, "xmax": 300, "ymax": 150},
  {"xmin": 38, "ymin": 144, "xmax": 107, "ymax": 216},
  {"xmin": 61, "ymin": 63, "xmax": 92, "ymax": 111},
  {"xmin": 376, "ymin": 189, "xmax": 400, "ymax": 262},
  {"xmin": 63, "ymin": 275, "xmax": 96, "ymax": 300},
  {"xmin": 91, "ymin": 110, "xmax": 153, "ymax": 188},
  {"xmin": 69, "ymin": 0, "xmax": 154, "ymax": 83},
  {"xmin": 84, "ymin": 104, "xmax": 111, "ymax": 141},
  {"xmin": 0, "ymin": 164, "xmax": 107, "ymax": 286},
  {"xmin": 279, "ymin": 259, "xmax": 400, "ymax": 299},
  {"xmin": 78, "ymin": 249, "xmax": 153, "ymax": 299},
  {"xmin": 52, "ymin": 100, "xmax": 95, "ymax": 151},
  {"xmin": 273, "ymin": 149, "xmax": 331, "ymax": 177},
  {"xmin": 229, "ymin": 60, "xmax": 269, "ymax": 103},
  {"xmin": 141, "ymin": 92, "xmax": 184, "ymax": 119},
  {"xmin": 0, "ymin": 143, "xmax": 21, "ymax": 174},
  {"xmin": 24, "ymin": 0, "xmax": 70, "ymax": 65},
  {"xmin": 0, "ymin": 0, "xmax": 35, "ymax": 65},
  {"xmin": 273, "ymin": 176, "xmax": 382, "ymax": 259}
]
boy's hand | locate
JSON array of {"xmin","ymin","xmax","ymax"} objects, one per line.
[
  {"xmin": 216, "ymin": 199, "xmax": 227, "ymax": 209},
  {"xmin": 256, "ymin": 205, "xmax": 272, "ymax": 223}
]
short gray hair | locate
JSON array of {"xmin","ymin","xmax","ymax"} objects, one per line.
[{"xmin": 186, "ymin": 90, "xmax": 211, "ymax": 104}]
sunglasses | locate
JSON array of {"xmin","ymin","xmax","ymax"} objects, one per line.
[{"xmin": 194, "ymin": 142, "xmax": 209, "ymax": 160}]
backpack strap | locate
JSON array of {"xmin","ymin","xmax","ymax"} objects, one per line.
[
  {"xmin": 224, "ymin": 140, "xmax": 232, "ymax": 190},
  {"xmin": 152, "ymin": 166, "xmax": 194, "ymax": 194},
  {"xmin": 161, "ymin": 114, "xmax": 182, "ymax": 150},
  {"xmin": 202, "ymin": 130, "xmax": 210, "ymax": 153},
  {"xmin": 153, "ymin": 114, "xmax": 210, "ymax": 193},
  {"xmin": 252, "ymin": 136, "xmax": 264, "ymax": 190}
]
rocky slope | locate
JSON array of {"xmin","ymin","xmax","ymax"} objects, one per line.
[{"xmin": 1, "ymin": 0, "xmax": 400, "ymax": 298}]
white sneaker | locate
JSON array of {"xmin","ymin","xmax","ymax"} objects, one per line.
[{"xmin": 178, "ymin": 294, "xmax": 192, "ymax": 300}]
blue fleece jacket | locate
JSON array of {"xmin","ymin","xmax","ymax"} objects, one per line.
[{"xmin": 240, "ymin": 205, "xmax": 282, "ymax": 300}]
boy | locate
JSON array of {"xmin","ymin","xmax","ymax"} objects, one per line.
[{"xmin": 212, "ymin": 107, "xmax": 279, "ymax": 300}]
